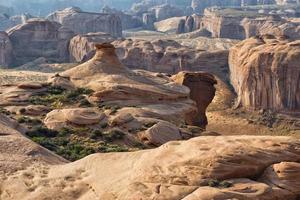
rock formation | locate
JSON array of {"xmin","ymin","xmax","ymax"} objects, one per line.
[
  {"xmin": 112, "ymin": 39, "xmax": 229, "ymax": 78},
  {"xmin": 172, "ymin": 71, "xmax": 217, "ymax": 127},
  {"xmin": 229, "ymin": 35, "xmax": 300, "ymax": 111},
  {"xmin": 181, "ymin": 8, "xmax": 300, "ymax": 40},
  {"xmin": 1, "ymin": 134, "xmax": 300, "ymax": 199},
  {"xmin": 47, "ymin": 7, "xmax": 122, "ymax": 37},
  {"xmin": 242, "ymin": 16, "xmax": 300, "ymax": 40},
  {"xmin": 0, "ymin": 113, "xmax": 66, "ymax": 173},
  {"xmin": 69, "ymin": 32, "xmax": 116, "ymax": 62},
  {"xmin": 61, "ymin": 43, "xmax": 198, "ymax": 127},
  {"xmin": 101, "ymin": 6, "xmax": 143, "ymax": 30},
  {"xmin": 152, "ymin": 4, "xmax": 184, "ymax": 21},
  {"xmin": 143, "ymin": 12, "xmax": 156, "ymax": 30},
  {"xmin": 0, "ymin": 13, "xmax": 34, "ymax": 31},
  {"xmin": 7, "ymin": 19, "xmax": 74, "ymax": 66},
  {"xmin": 0, "ymin": 31, "xmax": 12, "ymax": 67}
]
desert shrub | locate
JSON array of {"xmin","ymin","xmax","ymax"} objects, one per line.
[
  {"xmin": 100, "ymin": 123, "xmax": 109, "ymax": 129},
  {"xmin": 103, "ymin": 129, "xmax": 126, "ymax": 142},
  {"xmin": 29, "ymin": 87, "xmax": 94, "ymax": 108},
  {"xmin": 98, "ymin": 143, "xmax": 128, "ymax": 153},
  {"xmin": 0, "ymin": 107, "xmax": 10, "ymax": 115},
  {"xmin": 31, "ymin": 137, "xmax": 57, "ymax": 151},
  {"xmin": 17, "ymin": 116, "xmax": 42, "ymax": 125},
  {"xmin": 89, "ymin": 130, "xmax": 103, "ymax": 139},
  {"xmin": 26, "ymin": 126, "xmax": 58, "ymax": 138},
  {"xmin": 57, "ymin": 143, "xmax": 96, "ymax": 161},
  {"xmin": 47, "ymin": 86, "xmax": 65, "ymax": 95},
  {"xmin": 58, "ymin": 127, "xmax": 74, "ymax": 137},
  {"xmin": 208, "ymin": 179, "xmax": 232, "ymax": 188}
]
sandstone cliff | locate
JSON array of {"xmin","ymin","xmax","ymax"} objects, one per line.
[
  {"xmin": 112, "ymin": 39, "xmax": 229, "ymax": 78},
  {"xmin": 47, "ymin": 7, "xmax": 122, "ymax": 37},
  {"xmin": 229, "ymin": 35, "xmax": 300, "ymax": 112},
  {"xmin": 7, "ymin": 19, "xmax": 74, "ymax": 66},
  {"xmin": 172, "ymin": 71, "xmax": 217, "ymax": 127},
  {"xmin": 181, "ymin": 8, "xmax": 300, "ymax": 40},
  {"xmin": 69, "ymin": 32, "xmax": 116, "ymax": 62},
  {"xmin": 0, "ymin": 31, "xmax": 12, "ymax": 67}
]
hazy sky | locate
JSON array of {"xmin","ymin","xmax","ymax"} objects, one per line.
[{"xmin": 0, "ymin": 0, "xmax": 139, "ymax": 16}]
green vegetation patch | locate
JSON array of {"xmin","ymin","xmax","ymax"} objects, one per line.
[
  {"xmin": 29, "ymin": 86, "xmax": 94, "ymax": 109},
  {"xmin": 207, "ymin": 179, "xmax": 233, "ymax": 188},
  {"xmin": 26, "ymin": 126, "xmax": 129, "ymax": 161}
]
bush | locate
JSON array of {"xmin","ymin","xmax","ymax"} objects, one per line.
[
  {"xmin": 98, "ymin": 143, "xmax": 128, "ymax": 153},
  {"xmin": 103, "ymin": 129, "xmax": 126, "ymax": 142},
  {"xmin": 26, "ymin": 126, "xmax": 58, "ymax": 138},
  {"xmin": 89, "ymin": 130, "xmax": 103, "ymax": 139},
  {"xmin": 29, "ymin": 87, "xmax": 94, "ymax": 108},
  {"xmin": 17, "ymin": 116, "xmax": 42, "ymax": 125},
  {"xmin": 0, "ymin": 107, "xmax": 10, "ymax": 115},
  {"xmin": 208, "ymin": 179, "xmax": 232, "ymax": 188}
]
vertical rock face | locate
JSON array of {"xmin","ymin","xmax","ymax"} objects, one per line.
[
  {"xmin": 0, "ymin": 13, "xmax": 34, "ymax": 31},
  {"xmin": 182, "ymin": 9, "xmax": 300, "ymax": 40},
  {"xmin": 47, "ymin": 7, "xmax": 122, "ymax": 37},
  {"xmin": 172, "ymin": 71, "xmax": 217, "ymax": 128},
  {"xmin": 0, "ymin": 31, "xmax": 12, "ymax": 67},
  {"xmin": 191, "ymin": 0, "xmax": 242, "ymax": 14},
  {"xmin": 7, "ymin": 19, "xmax": 74, "ymax": 66},
  {"xmin": 69, "ymin": 32, "xmax": 116, "ymax": 62},
  {"xmin": 242, "ymin": 16, "xmax": 300, "ymax": 40},
  {"xmin": 101, "ymin": 6, "xmax": 142, "ymax": 30},
  {"xmin": 229, "ymin": 36, "xmax": 300, "ymax": 112},
  {"xmin": 152, "ymin": 4, "xmax": 184, "ymax": 21},
  {"xmin": 143, "ymin": 13, "xmax": 156, "ymax": 30}
]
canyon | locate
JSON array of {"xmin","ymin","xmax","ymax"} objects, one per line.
[{"xmin": 0, "ymin": 1, "xmax": 299, "ymax": 200}]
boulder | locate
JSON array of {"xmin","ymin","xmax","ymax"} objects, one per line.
[
  {"xmin": 229, "ymin": 36, "xmax": 300, "ymax": 111},
  {"xmin": 47, "ymin": 7, "xmax": 122, "ymax": 37},
  {"xmin": 138, "ymin": 121, "xmax": 182, "ymax": 146},
  {"xmin": 260, "ymin": 162, "xmax": 300, "ymax": 194},
  {"xmin": 44, "ymin": 108, "xmax": 106, "ymax": 130},
  {"xmin": 0, "ymin": 31, "xmax": 12, "ymax": 67},
  {"xmin": 172, "ymin": 71, "xmax": 217, "ymax": 127},
  {"xmin": 7, "ymin": 19, "xmax": 74, "ymax": 66}
]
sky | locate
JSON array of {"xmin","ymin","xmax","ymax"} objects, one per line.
[{"xmin": 0, "ymin": 0, "xmax": 139, "ymax": 16}]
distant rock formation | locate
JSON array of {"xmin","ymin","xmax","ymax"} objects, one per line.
[
  {"xmin": 0, "ymin": 31, "xmax": 12, "ymax": 67},
  {"xmin": 112, "ymin": 39, "xmax": 229, "ymax": 77},
  {"xmin": 229, "ymin": 36, "xmax": 300, "ymax": 111},
  {"xmin": 180, "ymin": 9, "xmax": 300, "ymax": 39},
  {"xmin": 242, "ymin": 16, "xmax": 300, "ymax": 40},
  {"xmin": 69, "ymin": 32, "xmax": 116, "ymax": 62},
  {"xmin": 47, "ymin": 7, "xmax": 122, "ymax": 37},
  {"xmin": 172, "ymin": 71, "xmax": 217, "ymax": 127},
  {"xmin": 143, "ymin": 12, "xmax": 156, "ymax": 30},
  {"xmin": 7, "ymin": 19, "xmax": 74, "ymax": 66},
  {"xmin": 0, "ymin": 13, "xmax": 33, "ymax": 31},
  {"xmin": 152, "ymin": 4, "xmax": 184, "ymax": 21},
  {"xmin": 101, "ymin": 6, "xmax": 142, "ymax": 30}
]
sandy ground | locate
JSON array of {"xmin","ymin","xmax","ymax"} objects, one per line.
[
  {"xmin": 207, "ymin": 110, "xmax": 300, "ymax": 138},
  {"xmin": 0, "ymin": 69, "xmax": 52, "ymax": 85}
]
